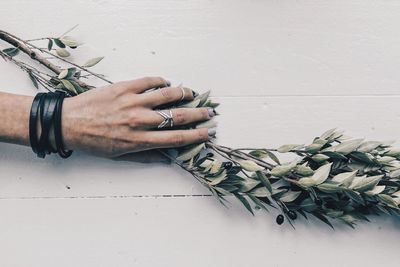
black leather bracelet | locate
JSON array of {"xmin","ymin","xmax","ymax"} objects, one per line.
[
  {"xmin": 53, "ymin": 91, "xmax": 73, "ymax": 158},
  {"xmin": 29, "ymin": 92, "xmax": 46, "ymax": 155},
  {"xmin": 29, "ymin": 91, "xmax": 74, "ymax": 159}
]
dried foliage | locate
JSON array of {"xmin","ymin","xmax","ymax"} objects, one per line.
[{"xmin": 2, "ymin": 27, "xmax": 400, "ymax": 228}]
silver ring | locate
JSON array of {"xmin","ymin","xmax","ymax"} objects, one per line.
[
  {"xmin": 156, "ymin": 109, "xmax": 174, "ymax": 128},
  {"xmin": 179, "ymin": 86, "xmax": 185, "ymax": 101}
]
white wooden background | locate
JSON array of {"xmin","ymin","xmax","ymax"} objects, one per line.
[{"xmin": 1, "ymin": 1, "xmax": 400, "ymax": 266}]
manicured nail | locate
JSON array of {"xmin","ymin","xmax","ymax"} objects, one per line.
[
  {"xmin": 207, "ymin": 107, "xmax": 216, "ymax": 117},
  {"xmin": 165, "ymin": 80, "xmax": 171, "ymax": 87},
  {"xmin": 208, "ymin": 127, "xmax": 217, "ymax": 137},
  {"xmin": 193, "ymin": 91, "xmax": 199, "ymax": 98}
]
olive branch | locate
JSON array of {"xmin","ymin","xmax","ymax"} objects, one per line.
[{"xmin": 2, "ymin": 28, "xmax": 400, "ymax": 229}]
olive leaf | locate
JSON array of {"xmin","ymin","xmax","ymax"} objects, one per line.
[
  {"xmin": 60, "ymin": 36, "xmax": 81, "ymax": 47},
  {"xmin": 176, "ymin": 143, "xmax": 205, "ymax": 161},
  {"xmin": 60, "ymin": 79, "xmax": 77, "ymax": 94},
  {"xmin": 280, "ymin": 191, "xmax": 301, "ymax": 203},
  {"xmin": 2, "ymin": 47, "xmax": 20, "ymax": 57},
  {"xmin": 277, "ymin": 144, "xmax": 304, "ymax": 153},
  {"xmin": 237, "ymin": 160, "xmax": 264, "ymax": 172},
  {"xmin": 82, "ymin": 56, "xmax": 104, "ymax": 67},
  {"xmin": 56, "ymin": 48, "xmax": 70, "ymax": 57}
]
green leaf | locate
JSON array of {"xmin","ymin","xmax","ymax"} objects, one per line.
[
  {"xmin": 176, "ymin": 143, "xmax": 205, "ymax": 161},
  {"xmin": 47, "ymin": 39, "xmax": 53, "ymax": 51},
  {"xmin": 214, "ymin": 186, "xmax": 231, "ymax": 196},
  {"xmin": 60, "ymin": 36, "xmax": 81, "ymax": 47},
  {"xmin": 349, "ymin": 175, "xmax": 383, "ymax": 192},
  {"xmin": 270, "ymin": 160, "xmax": 297, "ymax": 177},
  {"xmin": 255, "ymin": 171, "xmax": 272, "ymax": 193},
  {"xmin": 58, "ymin": 67, "xmax": 77, "ymax": 80},
  {"xmin": 357, "ymin": 141, "xmax": 382, "ymax": 153},
  {"xmin": 2, "ymin": 47, "xmax": 20, "ymax": 57},
  {"xmin": 321, "ymin": 151, "xmax": 347, "ymax": 160},
  {"xmin": 305, "ymin": 138, "xmax": 327, "ymax": 153},
  {"xmin": 249, "ymin": 150, "xmax": 268, "ymax": 158},
  {"xmin": 320, "ymin": 128, "xmax": 337, "ymax": 140},
  {"xmin": 349, "ymin": 151, "xmax": 376, "ymax": 165},
  {"xmin": 60, "ymin": 79, "xmax": 78, "ymax": 95},
  {"xmin": 311, "ymin": 163, "xmax": 332, "ymax": 185},
  {"xmin": 54, "ymin": 38, "xmax": 66, "ymax": 48},
  {"xmin": 333, "ymin": 139, "xmax": 363, "ymax": 155},
  {"xmin": 277, "ymin": 144, "xmax": 304, "ymax": 153},
  {"xmin": 237, "ymin": 160, "xmax": 264, "ymax": 172},
  {"xmin": 28, "ymin": 72, "xmax": 39, "ymax": 89},
  {"xmin": 317, "ymin": 182, "xmax": 342, "ymax": 193},
  {"xmin": 266, "ymin": 151, "xmax": 280, "ymax": 164},
  {"xmin": 56, "ymin": 48, "xmax": 70, "ymax": 57},
  {"xmin": 208, "ymin": 170, "xmax": 228, "ymax": 186},
  {"xmin": 69, "ymin": 80, "xmax": 85, "ymax": 94},
  {"xmin": 239, "ymin": 178, "xmax": 260, "ymax": 192},
  {"xmin": 294, "ymin": 164, "xmax": 314, "ymax": 176},
  {"xmin": 82, "ymin": 56, "xmax": 104, "ymax": 67},
  {"xmin": 338, "ymin": 214, "xmax": 357, "ymax": 228},
  {"xmin": 300, "ymin": 198, "xmax": 317, "ymax": 212},
  {"xmin": 311, "ymin": 154, "xmax": 330, "ymax": 162},
  {"xmin": 378, "ymin": 194, "xmax": 399, "ymax": 209},
  {"xmin": 234, "ymin": 193, "xmax": 254, "ymax": 215},
  {"xmin": 331, "ymin": 171, "xmax": 357, "ymax": 186},
  {"xmin": 247, "ymin": 194, "xmax": 269, "ymax": 211},
  {"xmin": 344, "ymin": 190, "xmax": 364, "ymax": 205},
  {"xmin": 249, "ymin": 187, "xmax": 271, "ymax": 197},
  {"xmin": 280, "ymin": 191, "xmax": 301, "ymax": 203},
  {"xmin": 365, "ymin": 185, "xmax": 385, "ymax": 196},
  {"xmin": 195, "ymin": 90, "xmax": 210, "ymax": 106}
]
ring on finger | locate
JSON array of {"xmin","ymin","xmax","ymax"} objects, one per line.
[
  {"xmin": 179, "ymin": 86, "xmax": 185, "ymax": 101},
  {"xmin": 156, "ymin": 109, "xmax": 174, "ymax": 128}
]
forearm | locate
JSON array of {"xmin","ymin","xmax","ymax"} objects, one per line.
[{"xmin": 0, "ymin": 91, "xmax": 33, "ymax": 146}]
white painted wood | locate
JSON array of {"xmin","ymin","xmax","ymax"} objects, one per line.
[
  {"xmin": 0, "ymin": 197, "xmax": 399, "ymax": 267},
  {"xmin": 1, "ymin": 0, "xmax": 400, "ymax": 266}
]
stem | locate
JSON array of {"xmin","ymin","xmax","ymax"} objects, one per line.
[{"xmin": 0, "ymin": 29, "xmax": 92, "ymax": 90}]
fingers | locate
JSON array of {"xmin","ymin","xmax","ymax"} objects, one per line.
[
  {"xmin": 116, "ymin": 77, "xmax": 170, "ymax": 94},
  {"xmin": 138, "ymin": 107, "xmax": 215, "ymax": 129},
  {"xmin": 139, "ymin": 86, "xmax": 196, "ymax": 108},
  {"xmin": 141, "ymin": 128, "xmax": 216, "ymax": 149}
]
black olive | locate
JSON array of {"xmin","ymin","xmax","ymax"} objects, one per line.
[
  {"xmin": 287, "ymin": 210, "xmax": 297, "ymax": 220},
  {"xmin": 224, "ymin": 162, "xmax": 233, "ymax": 169},
  {"xmin": 206, "ymin": 152, "xmax": 214, "ymax": 157},
  {"xmin": 276, "ymin": 214, "xmax": 284, "ymax": 225}
]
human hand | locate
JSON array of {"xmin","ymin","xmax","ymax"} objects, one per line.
[{"xmin": 61, "ymin": 77, "xmax": 217, "ymax": 158}]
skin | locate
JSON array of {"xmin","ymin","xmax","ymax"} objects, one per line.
[{"xmin": 0, "ymin": 76, "xmax": 216, "ymax": 162}]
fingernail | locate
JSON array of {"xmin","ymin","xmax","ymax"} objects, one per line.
[
  {"xmin": 165, "ymin": 80, "xmax": 171, "ymax": 87},
  {"xmin": 208, "ymin": 127, "xmax": 217, "ymax": 137},
  {"xmin": 193, "ymin": 91, "xmax": 199, "ymax": 98},
  {"xmin": 207, "ymin": 107, "xmax": 216, "ymax": 117}
]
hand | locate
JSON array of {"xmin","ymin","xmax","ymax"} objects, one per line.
[{"xmin": 61, "ymin": 77, "xmax": 217, "ymax": 158}]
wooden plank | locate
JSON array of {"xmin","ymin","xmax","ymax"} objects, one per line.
[
  {"xmin": 1, "ymin": 1, "xmax": 400, "ymax": 96},
  {"xmin": 0, "ymin": 197, "xmax": 399, "ymax": 267},
  {"xmin": 1, "ymin": 96, "xmax": 400, "ymax": 198}
]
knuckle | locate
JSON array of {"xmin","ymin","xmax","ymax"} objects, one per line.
[
  {"xmin": 198, "ymin": 128, "xmax": 208, "ymax": 141},
  {"xmin": 199, "ymin": 108, "xmax": 209, "ymax": 119},
  {"xmin": 172, "ymin": 133, "xmax": 185, "ymax": 146},
  {"xmin": 160, "ymin": 87, "xmax": 176, "ymax": 101},
  {"xmin": 173, "ymin": 109, "xmax": 187, "ymax": 124},
  {"xmin": 128, "ymin": 112, "xmax": 143, "ymax": 127}
]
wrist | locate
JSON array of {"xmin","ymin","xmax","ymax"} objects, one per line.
[
  {"xmin": 61, "ymin": 97, "xmax": 79, "ymax": 151},
  {"xmin": 0, "ymin": 92, "xmax": 33, "ymax": 146}
]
